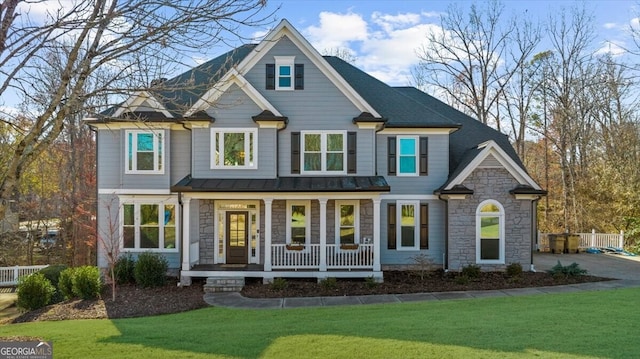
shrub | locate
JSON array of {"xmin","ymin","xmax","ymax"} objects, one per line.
[
  {"xmin": 547, "ymin": 261, "xmax": 587, "ymax": 278},
  {"xmin": 58, "ymin": 267, "xmax": 76, "ymax": 299},
  {"xmin": 134, "ymin": 252, "xmax": 168, "ymax": 288},
  {"xmin": 320, "ymin": 277, "xmax": 338, "ymax": 290},
  {"xmin": 270, "ymin": 277, "xmax": 288, "ymax": 291},
  {"xmin": 410, "ymin": 253, "xmax": 433, "ymax": 280},
  {"xmin": 506, "ymin": 263, "xmax": 523, "ymax": 278},
  {"xmin": 114, "ymin": 253, "xmax": 136, "ymax": 285},
  {"xmin": 461, "ymin": 264, "xmax": 481, "ymax": 279},
  {"xmin": 72, "ymin": 266, "xmax": 102, "ymax": 300},
  {"xmin": 16, "ymin": 273, "xmax": 55, "ymax": 311},
  {"xmin": 455, "ymin": 274, "xmax": 470, "ymax": 285},
  {"xmin": 39, "ymin": 264, "xmax": 68, "ymax": 304},
  {"xmin": 365, "ymin": 276, "xmax": 378, "ymax": 289}
]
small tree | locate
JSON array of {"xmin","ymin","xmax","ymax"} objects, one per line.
[{"xmin": 97, "ymin": 198, "xmax": 122, "ymax": 301}]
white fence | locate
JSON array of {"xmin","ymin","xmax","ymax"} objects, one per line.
[
  {"xmin": 271, "ymin": 243, "xmax": 374, "ymax": 269},
  {"xmin": 0, "ymin": 265, "xmax": 49, "ymax": 286},
  {"xmin": 537, "ymin": 230, "xmax": 624, "ymax": 252}
]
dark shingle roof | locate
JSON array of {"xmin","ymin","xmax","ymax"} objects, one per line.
[
  {"xmin": 323, "ymin": 56, "xmax": 460, "ymax": 128},
  {"xmin": 391, "ymin": 87, "xmax": 525, "ymax": 179},
  {"xmin": 96, "ymin": 44, "xmax": 257, "ymax": 120}
]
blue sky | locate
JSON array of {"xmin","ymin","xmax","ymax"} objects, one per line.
[
  {"xmin": 245, "ymin": 0, "xmax": 639, "ymax": 86},
  {"xmin": 3, "ymin": 0, "xmax": 637, "ymax": 113}
]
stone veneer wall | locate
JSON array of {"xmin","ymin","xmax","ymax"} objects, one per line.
[
  {"xmin": 447, "ymin": 168, "xmax": 533, "ymax": 271},
  {"xmin": 199, "ymin": 200, "xmax": 215, "ymax": 264}
]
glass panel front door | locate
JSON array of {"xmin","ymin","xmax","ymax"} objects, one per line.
[{"xmin": 226, "ymin": 211, "xmax": 248, "ymax": 264}]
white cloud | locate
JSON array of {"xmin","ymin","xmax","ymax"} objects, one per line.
[
  {"xmin": 603, "ymin": 22, "xmax": 619, "ymax": 30},
  {"xmin": 306, "ymin": 12, "xmax": 369, "ymax": 51}
]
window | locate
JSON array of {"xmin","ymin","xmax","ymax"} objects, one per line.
[
  {"xmin": 476, "ymin": 200, "xmax": 505, "ymax": 264},
  {"xmin": 387, "ymin": 201, "xmax": 428, "ymax": 250},
  {"xmin": 301, "ymin": 131, "xmax": 346, "ymax": 174},
  {"xmin": 211, "ymin": 128, "xmax": 257, "ymax": 169},
  {"xmin": 286, "ymin": 201, "xmax": 310, "ymax": 245},
  {"xmin": 125, "ymin": 130, "xmax": 164, "ymax": 174},
  {"xmin": 266, "ymin": 58, "xmax": 304, "ymax": 90},
  {"xmin": 387, "ymin": 136, "xmax": 428, "ymax": 176},
  {"xmin": 336, "ymin": 201, "xmax": 359, "ymax": 245},
  {"xmin": 122, "ymin": 201, "xmax": 177, "ymax": 251}
]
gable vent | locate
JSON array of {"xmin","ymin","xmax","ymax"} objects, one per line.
[{"xmin": 479, "ymin": 154, "xmax": 502, "ymax": 168}]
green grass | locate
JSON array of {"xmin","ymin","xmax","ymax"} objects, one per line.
[{"xmin": 1, "ymin": 288, "xmax": 639, "ymax": 358}]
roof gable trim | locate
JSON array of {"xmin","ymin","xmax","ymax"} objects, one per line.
[
  {"xmin": 445, "ymin": 140, "xmax": 541, "ymax": 191},
  {"xmin": 113, "ymin": 91, "xmax": 173, "ymax": 119}
]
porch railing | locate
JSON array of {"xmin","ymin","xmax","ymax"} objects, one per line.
[
  {"xmin": 0, "ymin": 265, "xmax": 49, "ymax": 286},
  {"xmin": 537, "ymin": 230, "xmax": 624, "ymax": 252},
  {"xmin": 271, "ymin": 243, "xmax": 374, "ymax": 270}
]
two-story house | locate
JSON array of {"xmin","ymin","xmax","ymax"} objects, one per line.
[{"xmin": 87, "ymin": 20, "xmax": 546, "ymax": 285}]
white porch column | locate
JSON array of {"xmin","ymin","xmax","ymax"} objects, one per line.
[
  {"xmin": 181, "ymin": 197, "xmax": 192, "ymax": 271},
  {"xmin": 319, "ymin": 198, "xmax": 328, "ymax": 271},
  {"xmin": 373, "ymin": 198, "xmax": 381, "ymax": 271},
  {"xmin": 264, "ymin": 198, "xmax": 273, "ymax": 271}
]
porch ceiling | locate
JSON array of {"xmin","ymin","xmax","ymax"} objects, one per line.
[{"xmin": 171, "ymin": 175, "xmax": 390, "ymax": 193}]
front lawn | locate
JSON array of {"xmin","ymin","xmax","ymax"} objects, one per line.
[{"xmin": 1, "ymin": 288, "xmax": 638, "ymax": 359}]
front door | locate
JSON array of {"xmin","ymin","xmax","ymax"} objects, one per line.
[{"xmin": 226, "ymin": 211, "xmax": 248, "ymax": 264}]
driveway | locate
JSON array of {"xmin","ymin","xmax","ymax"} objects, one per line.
[{"xmin": 534, "ymin": 252, "xmax": 640, "ymax": 280}]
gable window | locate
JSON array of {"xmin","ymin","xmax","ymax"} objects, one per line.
[
  {"xmin": 476, "ymin": 200, "xmax": 505, "ymax": 264},
  {"xmin": 125, "ymin": 130, "xmax": 164, "ymax": 174},
  {"xmin": 211, "ymin": 128, "xmax": 257, "ymax": 169},
  {"xmin": 122, "ymin": 201, "xmax": 177, "ymax": 251},
  {"xmin": 266, "ymin": 57, "xmax": 304, "ymax": 90},
  {"xmin": 286, "ymin": 201, "xmax": 310, "ymax": 245},
  {"xmin": 387, "ymin": 136, "xmax": 428, "ymax": 176},
  {"xmin": 336, "ymin": 201, "xmax": 359, "ymax": 245},
  {"xmin": 301, "ymin": 131, "xmax": 346, "ymax": 174},
  {"xmin": 387, "ymin": 201, "xmax": 428, "ymax": 250}
]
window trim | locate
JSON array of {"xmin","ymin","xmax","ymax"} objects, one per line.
[
  {"xmin": 475, "ymin": 199, "xmax": 505, "ymax": 264},
  {"xmin": 120, "ymin": 198, "xmax": 178, "ymax": 253},
  {"xmin": 396, "ymin": 200, "xmax": 420, "ymax": 251},
  {"xmin": 125, "ymin": 130, "xmax": 164, "ymax": 174},
  {"xmin": 210, "ymin": 128, "xmax": 258, "ymax": 170},
  {"xmin": 396, "ymin": 136, "xmax": 419, "ymax": 176},
  {"xmin": 335, "ymin": 200, "xmax": 360, "ymax": 247},
  {"xmin": 286, "ymin": 200, "xmax": 311, "ymax": 246},
  {"xmin": 275, "ymin": 56, "xmax": 295, "ymax": 91},
  {"xmin": 300, "ymin": 130, "xmax": 347, "ymax": 175}
]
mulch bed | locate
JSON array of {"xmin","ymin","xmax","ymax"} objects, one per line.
[
  {"xmin": 241, "ymin": 270, "xmax": 612, "ymax": 298},
  {"xmin": 8, "ymin": 271, "xmax": 611, "ymax": 323}
]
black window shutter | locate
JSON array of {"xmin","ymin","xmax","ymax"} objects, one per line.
[
  {"xmin": 291, "ymin": 132, "xmax": 300, "ymax": 174},
  {"xmin": 266, "ymin": 64, "xmax": 275, "ymax": 90},
  {"xmin": 419, "ymin": 137, "xmax": 428, "ymax": 175},
  {"xmin": 420, "ymin": 204, "xmax": 429, "ymax": 249},
  {"xmin": 387, "ymin": 204, "xmax": 396, "ymax": 249},
  {"xmin": 347, "ymin": 131, "xmax": 357, "ymax": 174},
  {"xmin": 294, "ymin": 64, "xmax": 304, "ymax": 90},
  {"xmin": 387, "ymin": 137, "xmax": 396, "ymax": 175}
]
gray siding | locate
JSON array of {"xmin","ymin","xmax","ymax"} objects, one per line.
[
  {"xmin": 377, "ymin": 133, "xmax": 450, "ymax": 194},
  {"xmin": 379, "ymin": 199, "xmax": 446, "ymax": 267},
  {"xmin": 170, "ymin": 129, "xmax": 191, "ymax": 184},
  {"xmin": 193, "ymin": 85, "xmax": 277, "ymax": 178},
  {"xmin": 96, "ymin": 130, "xmax": 122, "ymax": 189},
  {"xmin": 243, "ymin": 36, "xmax": 372, "ymax": 176}
]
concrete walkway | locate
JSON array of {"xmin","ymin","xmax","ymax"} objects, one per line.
[{"xmin": 204, "ymin": 252, "xmax": 640, "ymax": 309}]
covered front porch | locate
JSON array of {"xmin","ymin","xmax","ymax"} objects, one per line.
[{"xmin": 173, "ymin": 176, "xmax": 389, "ymax": 283}]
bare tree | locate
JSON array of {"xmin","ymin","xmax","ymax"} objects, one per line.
[
  {"xmin": 0, "ymin": 0, "xmax": 274, "ymax": 221},
  {"xmin": 413, "ymin": 0, "xmax": 538, "ymax": 129}
]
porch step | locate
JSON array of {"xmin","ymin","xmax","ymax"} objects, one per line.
[{"xmin": 204, "ymin": 276, "xmax": 245, "ymax": 293}]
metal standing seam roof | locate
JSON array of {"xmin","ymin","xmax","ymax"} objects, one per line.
[{"xmin": 171, "ymin": 176, "xmax": 390, "ymax": 193}]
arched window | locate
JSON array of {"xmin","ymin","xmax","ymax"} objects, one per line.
[{"xmin": 476, "ymin": 200, "xmax": 505, "ymax": 264}]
